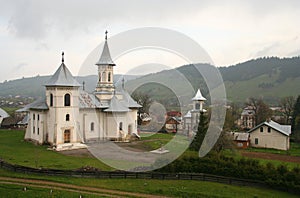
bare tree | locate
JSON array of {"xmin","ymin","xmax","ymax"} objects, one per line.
[
  {"xmin": 280, "ymin": 96, "xmax": 295, "ymax": 124},
  {"xmin": 246, "ymin": 97, "xmax": 272, "ymax": 125}
]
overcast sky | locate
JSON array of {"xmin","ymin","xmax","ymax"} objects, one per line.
[{"xmin": 0, "ymin": 0, "xmax": 300, "ymax": 82}]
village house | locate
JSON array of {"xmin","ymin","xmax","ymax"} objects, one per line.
[
  {"xmin": 248, "ymin": 120, "xmax": 291, "ymax": 150},
  {"xmin": 231, "ymin": 132, "xmax": 250, "ymax": 149},
  {"xmin": 19, "ymin": 31, "xmax": 141, "ymax": 150},
  {"xmin": 237, "ymin": 106, "xmax": 256, "ymax": 130}
]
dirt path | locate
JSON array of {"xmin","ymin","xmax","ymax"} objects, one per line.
[
  {"xmin": 0, "ymin": 176, "xmax": 168, "ymax": 198},
  {"xmin": 241, "ymin": 151, "xmax": 300, "ymax": 164}
]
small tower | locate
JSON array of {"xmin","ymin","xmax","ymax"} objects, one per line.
[
  {"xmin": 95, "ymin": 30, "xmax": 116, "ymax": 98},
  {"xmin": 191, "ymin": 88, "xmax": 207, "ymax": 132},
  {"xmin": 192, "ymin": 89, "xmax": 206, "ymax": 112}
]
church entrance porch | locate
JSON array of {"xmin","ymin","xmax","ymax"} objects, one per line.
[{"xmin": 64, "ymin": 129, "xmax": 71, "ymax": 143}]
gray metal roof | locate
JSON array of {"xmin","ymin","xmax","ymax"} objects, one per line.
[
  {"xmin": 183, "ymin": 111, "xmax": 192, "ymax": 118},
  {"xmin": 95, "ymin": 41, "xmax": 116, "ymax": 66},
  {"xmin": 17, "ymin": 98, "xmax": 49, "ymax": 112},
  {"xmin": 44, "ymin": 63, "xmax": 81, "ymax": 87},
  {"xmin": 79, "ymin": 91, "xmax": 108, "ymax": 109},
  {"xmin": 104, "ymin": 95, "xmax": 130, "ymax": 112},
  {"xmin": 0, "ymin": 108, "xmax": 9, "ymax": 118},
  {"xmin": 233, "ymin": 132, "xmax": 250, "ymax": 141},
  {"xmin": 248, "ymin": 120, "xmax": 291, "ymax": 136},
  {"xmin": 18, "ymin": 114, "xmax": 29, "ymax": 125},
  {"xmin": 120, "ymin": 90, "xmax": 142, "ymax": 108}
]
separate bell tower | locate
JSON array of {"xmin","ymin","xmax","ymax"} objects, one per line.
[{"xmin": 95, "ymin": 31, "xmax": 116, "ymax": 99}]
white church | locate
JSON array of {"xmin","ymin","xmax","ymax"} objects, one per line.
[{"xmin": 21, "ymin": 32, "xmax": 141, "ymax": 150}]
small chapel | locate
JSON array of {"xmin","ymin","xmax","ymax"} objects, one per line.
[{"xmin": 21, "ymin": 31, "xmax": 141, "ymax": 150}]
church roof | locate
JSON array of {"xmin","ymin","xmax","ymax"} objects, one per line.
[
  {"xmin": 192, "ymin": 89, "xmax": 206, "ymax": 101},
  {"xmin": 44, "ymin": 62, "xmax": 81, "ymax": 87},
  {"xmin": 120, "ymin": 89, "xmax": 142, "ymax": 108},
  {"xmin": 17, "ymin": 98, "xmax": 49, "ymax": 112},
  {"xmin": 248, "ymin": 120, "xmax": 291, "ymax": 136},
  {"xmin": 104, "ymin": 95, "xmax": 130, "ymax": 112},
  {"xmin": 0, "ymin": 108, "xmax": 9, "ymax": 118},
  {"xmin": 79, "ymin": 91, "xmax": 109, "ymax": 108},
  {"xmin": 95, "ymin": 32, "xmax": 116, "ymax": 66},
  {"xmin": 183, "ymin": 111, "xmax": 192, "ymax": 118}
]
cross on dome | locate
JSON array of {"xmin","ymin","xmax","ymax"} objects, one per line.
[{"xmin": 62, "ymin": 51, "xmax": 64, "ymax": 63}]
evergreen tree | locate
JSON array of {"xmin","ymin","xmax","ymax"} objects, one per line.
[
  {"xmin": 190, "ymin": 112, "xmax": 208, "ymax": 151},
  {"xmin": 292, "ymin": 95, "xmax": 300, "ymax": 142}
]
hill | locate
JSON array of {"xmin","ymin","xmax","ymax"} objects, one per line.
[
  {"xmin": 0, "ymin": 56, "xmax": 300, "ymax": 105},
  {"xmin": 0, "ymin": 74, "xmax": 139, "ymax": 98},
  {"xmin": 125, "ymin": 56, "xmax": 300, "ymax": 106}
]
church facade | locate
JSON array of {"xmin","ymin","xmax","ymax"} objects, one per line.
[{"xmin": 22, "ymin": 32, "xmax": 141, "ymax": 150}]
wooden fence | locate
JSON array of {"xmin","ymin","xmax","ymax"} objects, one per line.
[{"xmin": 0, "ymin": 159, "xmax": 266, "ymax": 188}]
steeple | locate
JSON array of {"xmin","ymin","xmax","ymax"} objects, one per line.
[
  {"xmin": 94, "ymin": 30, "xmax": 116, "ymax": 97},
  {"xmin": 95, "ymin": 30, "xmax": 116, "ymax": 66},
  {"xmin": 44, "ymin": 52, "xmax": 80, "ymax": 87}
]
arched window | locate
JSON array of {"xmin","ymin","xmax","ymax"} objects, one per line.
[
  {"xmin": 64, "ymin": 93, "xmax": 71, "ymax": 106},
  {"xmin": 119, "ymin": 122, "xmax": 123, "ymax": 130},
  {"xmin": 102, "ymin": 72, "xmax": 106, "ymax": 82},
  {"xmin": 91, "ymin": 122, "xmax": 94, "ymax": 131},
  {"xmin": 66, "ymin": 114, "xmax": 70, "ymax": 121},
  {"xmin": 108, "ymin": 72, "xmax": 111, "ymax": 82},
  {"xmin": 50, "ymin": 93, "xmax": 53, "ymax": 107}
]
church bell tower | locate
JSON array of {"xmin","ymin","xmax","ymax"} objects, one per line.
[{"xmin": 95, "ymin": 31, "xmax": 116, "ymax": 97}]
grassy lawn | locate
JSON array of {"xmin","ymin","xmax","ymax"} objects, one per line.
[
  {"xmin": 0, "ymin": 169, "xmax": 298, "ymax": 198},
  {"xmin": 0, "ymin": 129, "xmax": 111, "ymax": 170},
  {"xmin": 0, "ymin": 183, "xmax": 100, "ymax": 198},
  {"xmin": 222, "ymin": 149, "xmax": 300, "ymax": 170},
  {"xmin": 245, "ymin": 142, "xmax": 300, "ymax": 157}
]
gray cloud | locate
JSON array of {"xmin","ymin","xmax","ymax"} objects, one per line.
[{"xmin": 3, "ymin": 0, "xmax": 299, "ymax": 40}]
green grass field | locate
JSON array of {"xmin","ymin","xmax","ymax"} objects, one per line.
[
  {"xmin": 246, "ymin": 142, "xmax": 300, "ymax": 157},
  {"xmin": 0, "ymin": 183, "xmax": 101, "ymax": 198},
  {"xmin": 0, "ymin": 129, "xmax": 111, "ymax": 170},
  {"xmin": 0, "ymin": 169, "xmax": 298, "ymax": 198}
]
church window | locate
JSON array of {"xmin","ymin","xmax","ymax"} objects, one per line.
[
  {"xmin": 37, "ymin": 128, "xmax": 39, "ymax": 135},
  {"xmin": 102, "ymin": 72, "xmax": 106, "ymax": 82},
  {"xmin": 195, "ymin": 103, "xmax": 200, "ymax": 110},
  {"xmin": 108, "ymin": 72, "xmax": 111, "ymax": 82},
  {"xmin": 91, "ymin": 122, "xmax": 94, "ymax": 131},
  {"xmin": 33, "ymin": 114, "xmax": 35, "ymax": 120},
  {"xmin": 50, "ymin": 94, "xmax": 53, "ymax": 106},
  {"xmin": 37, "ymin": 114, "xmax": 39, "ymax": 121},
  {"xmin": 64, "ymin": 93, "xmax": 71, "ymax": 106},
  {"xmin": 255, "ymin": 138, "xmax": 258, "ymax": 145},
  {"xmin": 33, "ymin": 126, "xmax": 35, "ymax": 134},
  {"xmin": 268, "ymin": 127, "xmax": 271, "ymax": 133},
  {"xmin": 119, "ymin": 122, "xmax": 123, "ymax": 130},
  {"xmin": 66, "ymin": 114, "xmax": 70, "ymax": 121}
]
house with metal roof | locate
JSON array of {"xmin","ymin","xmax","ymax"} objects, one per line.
[
  {"xmin": 21, "ymin": 31, "xmax": 141, "ymax": 150},
  {"xmin": 248, "ymin": 120, "xmax": 291, "ymax": 150}
]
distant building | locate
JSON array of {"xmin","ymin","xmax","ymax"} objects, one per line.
[
  {"xmin": 248, "ymin": 120, "xmax": 291, "ymax": 150},
  {"xmin": 19, "ymin": 32, "xmax": 141, "ymax": 150},
  {"xmin": 165, "ymin": 117, "xmax": 181, "ymax": 133},
  {"xmin": 238, "ymin": 106, "xmax": 256, "ymax": 130},
  {"xmin": 231, "ymin": 132, "xmax": 250, "ymax": 149},
  {"xmin": 183, "ymin": 88, "xmax": 207, "ymax": 136}
]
